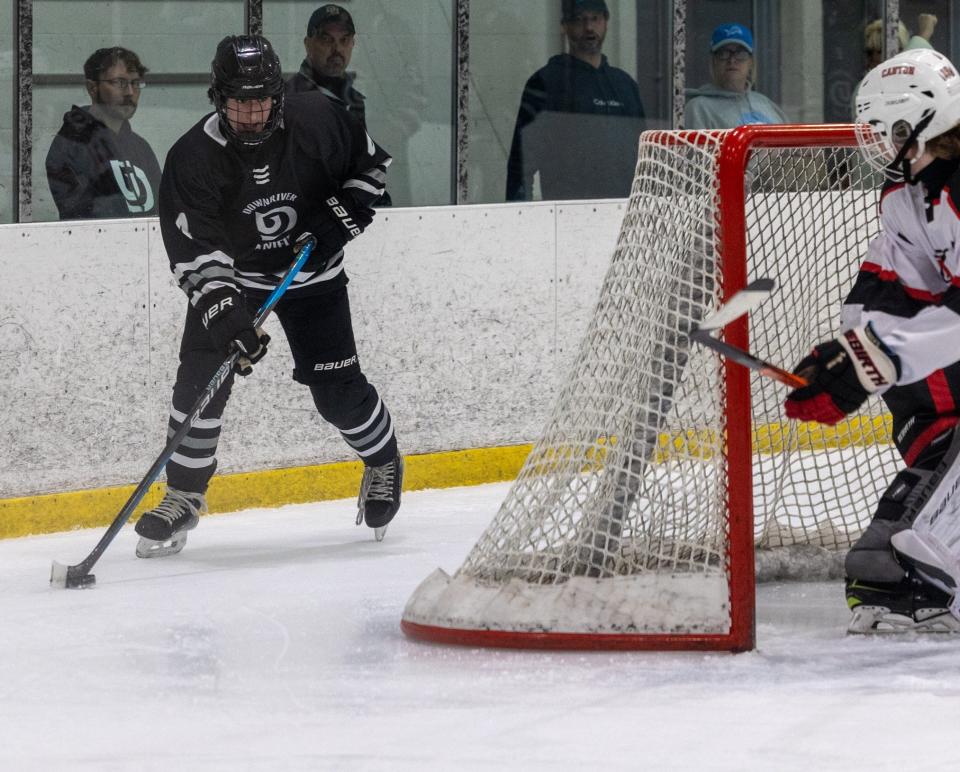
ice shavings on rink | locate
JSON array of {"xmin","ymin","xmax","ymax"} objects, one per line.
[{"xmin": 4, "ymin": 481, "xmax": 960, "ymax": 771}]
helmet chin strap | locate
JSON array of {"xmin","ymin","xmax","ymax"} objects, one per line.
[{"xmin": 889, "ymin": 112, "xmax": 935, "ymax": 183}]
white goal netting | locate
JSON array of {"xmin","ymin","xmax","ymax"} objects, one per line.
[{"xmin": 404, "ymin": 126, "xmax": 902, "ymax": 648}]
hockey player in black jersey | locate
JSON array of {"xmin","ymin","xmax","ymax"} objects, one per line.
[
  {"xmin": 136, "ymin": 34, "xmax": 402, "ymax": 558},
  {"xmin": 785, "ymin": 49, "xmax": 960, "ymax": 632}
]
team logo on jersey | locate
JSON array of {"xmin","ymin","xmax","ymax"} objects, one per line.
[
  {"xmin": 110, "ymin": 160, "xmax": 154, "ymax": 213},
  {"xmin": 242, "ymin": 192, "xmax": 299, "ymax": 250},
  {"xmin": 254, "ymin": 206, "xmax": 298, "ymax": 246},
  {"xmin": 253, "ymin": 165, "xmax": 270, "ymax": 185}
]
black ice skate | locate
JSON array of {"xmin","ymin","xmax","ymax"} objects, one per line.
[
  {"xmin": 134, "ymin": 488, "xmax": 207, "ymax": 558},
  {"xmin": 356, "ymin": 453, "xmax": 403, "ymax": 542},
  {"xmin": 846, "ymin": 575, "xmax": 960, "ymax": 634}
]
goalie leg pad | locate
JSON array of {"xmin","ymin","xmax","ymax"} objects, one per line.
[
  {"xmin": 845, "ymin": 469, "xmax": 927, "ymax": 583},
  {"xmin": 846, "ymin": 423, "xmax": 960, "ymax": 584},
  {"xmin": 889, "ymin": 424, "xmax": 960, "ymax": 611}
]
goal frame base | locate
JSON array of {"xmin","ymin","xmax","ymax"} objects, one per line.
[{"xmin": 400, "ymin": 620, "xmax": 751, "ymax": 652}]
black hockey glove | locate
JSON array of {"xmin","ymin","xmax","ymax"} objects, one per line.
[
  {"xmin": 198, "ymin": 289, "xmax": 270, "ymax": 377},
  {"xmin": 785, "ymin": 325, "xmax": 899, "ymax": 425},
  {"xmin": 298, "ymin": 193, "xmax": 374, "ymax": 270}
]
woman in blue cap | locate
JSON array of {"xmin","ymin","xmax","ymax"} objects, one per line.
[{"xmin": 685, "ymin": 23, "xmax": 787, "ymax": 130}]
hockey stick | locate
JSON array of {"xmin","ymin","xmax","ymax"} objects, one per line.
[
  {"xmin": 50, "ymin": 236, "xmax": 317, "ymax": 589},
  {"xmin": 689, "ymin": 278, "xmax": 808, "ymax": 389}
]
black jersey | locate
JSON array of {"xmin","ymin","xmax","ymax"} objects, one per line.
[{"xmin": 159, "ymin": 92, "xmax": 391, "ymax": 306}]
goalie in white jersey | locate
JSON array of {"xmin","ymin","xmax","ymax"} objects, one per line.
[{"xmin": 785, "ymin": 49, "xmax": 960, "ymax": 633}]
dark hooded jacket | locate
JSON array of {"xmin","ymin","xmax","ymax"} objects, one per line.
[
  {"xmin": 45, "ymin": 105, "xmax": 162, "ymax": 220},
  {"xmin": 285, "ymin": 61, "xmax": 392, "ymax": 206},
  {"xmin": 506, "ymin": 53, "xmax": 645, "ymax": 201}
]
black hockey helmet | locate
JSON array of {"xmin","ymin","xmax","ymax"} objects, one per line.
[{"xmin": 209, "ymin": 34, "xmax": 284, "ymax": 147}]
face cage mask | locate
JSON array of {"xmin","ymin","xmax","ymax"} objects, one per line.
[
  {"xmin": 855, "ymin": 112, "xmax": 935, "ymax": 183},
  {"xmin": 214, "ymin": 90, "xmax": 284, "ymax": 148}
]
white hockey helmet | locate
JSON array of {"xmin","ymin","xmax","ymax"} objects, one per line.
[{"xmin": 855, "ymin": 49, "xmax": 960, "ymax": 181}]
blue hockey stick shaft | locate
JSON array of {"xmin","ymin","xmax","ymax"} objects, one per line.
[{"xmin": 50, "ymin": 237, "xmax": 317, "ymax": 588}]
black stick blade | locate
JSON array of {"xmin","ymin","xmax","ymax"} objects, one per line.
[{"xmin": 50, "ymin": 561, "xmax": 96, "ymax": 589}]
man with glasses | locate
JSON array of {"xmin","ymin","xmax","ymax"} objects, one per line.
[
  {"xmin": 45, "ymin": 46, "xmax": 161, "ymax": 220},
  {"xmin": 685, "ymin": 24, "xmax": 787, "ymax": 130}
]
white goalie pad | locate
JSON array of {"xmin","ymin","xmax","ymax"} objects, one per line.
[{"xmin": 891, "ymin": 434, "xmax": 960, "ymax": 619}]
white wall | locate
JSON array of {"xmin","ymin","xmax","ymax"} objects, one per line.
[{"xmin": 0, "ymin": 201, "xmax": 624, "ymax": 498}]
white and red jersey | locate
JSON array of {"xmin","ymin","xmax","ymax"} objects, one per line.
[{"xmin": 844, "ymin": 158, "xmax": 960, "ymax": 386}]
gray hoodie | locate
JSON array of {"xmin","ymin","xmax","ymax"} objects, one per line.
[{"xmin": 684, "ymin": 83, "xmax": 788, "ymax": 130}]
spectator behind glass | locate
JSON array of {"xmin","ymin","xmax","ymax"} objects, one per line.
[
  {"xmin": 286, "ymin": 4, "xmax": 391, "ymax": 205},
  {"xmin": 45, "ymin": 47, "xmax": 162, "ymax": 220},
  {"xmin": 505, "ymin": 0, "xmax": 646, "ymax": 201},
  {"xmin": 685, "ymin": 24, "xmax": 787, "ymax": 130},
  {"xmin": 864, "ymin": 15, "xmax": 937, "ymax": 71}
]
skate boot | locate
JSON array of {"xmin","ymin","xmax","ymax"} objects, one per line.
[
  {"xmin": 356, "ymin": 452, "xmax": 403, "ymax": 542},
  {"xmin": 134, "ymin": 487, "xmax": 207, "ymax": 558},
  {"xmin": 846, "ymin": 574, "xmax": 960, "ymax": 634}
]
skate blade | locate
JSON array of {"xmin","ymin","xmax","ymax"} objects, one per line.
[
  {"xmin": 136, "ymin": 532, "xmax": 189, "ymax": 559},
  {"xmin": 847, "ymin": 605, "xmax": 960, "ymax": 634},
  {"xmin": 374, "ymin": 525, "xmax": 388, "ymax": 542}
]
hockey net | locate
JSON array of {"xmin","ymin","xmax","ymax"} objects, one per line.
[{"xmin": 402, "ymin": 125, "xmax": 902, "ymax": 651}]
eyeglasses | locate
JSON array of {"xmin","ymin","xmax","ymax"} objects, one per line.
[
  {"xmin": 713, "ymin": 48, "xmax": 751, "ymax": 63},
  {"xmin": 97, "ymin": 78, "xmax": 146, "ymax": 91}
]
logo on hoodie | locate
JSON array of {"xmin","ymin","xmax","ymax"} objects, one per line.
[{"xmin": 110, "ymin": 160, "xmax": 154, "ymax": 213}]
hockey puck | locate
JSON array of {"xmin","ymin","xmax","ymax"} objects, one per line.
[{"xmin": 68, "ymin": 573, "xmax": 97, "ymax": 588}]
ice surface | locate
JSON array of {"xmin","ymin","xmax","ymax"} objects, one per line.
[{"xmin": 3, "ymin": 482, "xmax": 960, "ymax": 771}]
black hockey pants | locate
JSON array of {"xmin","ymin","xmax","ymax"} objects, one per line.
[{"xmin": 164, "ymin": 286, "xmax": 397, "ymax": 494}]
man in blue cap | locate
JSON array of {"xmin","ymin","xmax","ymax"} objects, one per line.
[
  {"xmin": 505, "ymin": 0, "xmax": 646, "ymax": 201},
  {"xmin": 685, "ymin": 23, "xmax": 787, "ymax": 130}
]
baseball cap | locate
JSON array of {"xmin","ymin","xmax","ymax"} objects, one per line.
[
  {"xmin": 561, "ymin": 0, "xmax": 609, "ymax": 23},
  {"xmin": 710, "ymin": 23, "xmax": 754, "ymax": 54},
  {"xmin": 307, "ymin": 4, "xmax": 356, "ymax": 36}
]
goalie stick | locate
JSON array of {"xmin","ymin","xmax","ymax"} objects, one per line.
[
  {"xmin": 690, "ymin": 278, "xmax": 808, "ymax": 389},
  {"xmin": 50, "ymin": 236, "xmax": 317, "ymax": 589}
]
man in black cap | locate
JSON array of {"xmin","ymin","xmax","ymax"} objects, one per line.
[
  {"xmin": 287, "ymin": 5, "xmax": 391, "ymax": 204},
  {"xmin": 505, "ymin": 0, "xmax": 645, "ymax": 201}
]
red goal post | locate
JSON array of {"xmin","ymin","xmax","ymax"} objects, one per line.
[{"xmin": 402, "ymin": 124, "xmax": 899, "ymax": 651}]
